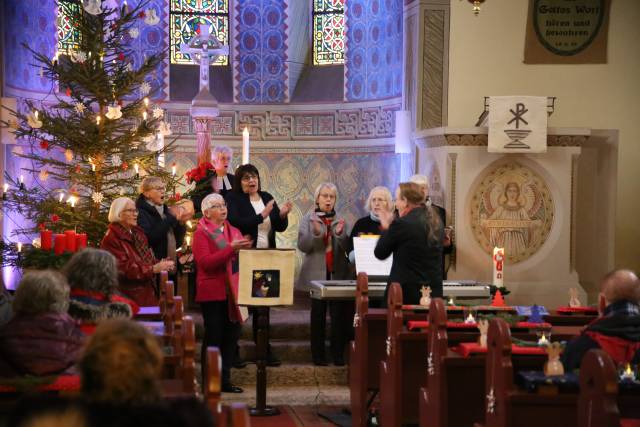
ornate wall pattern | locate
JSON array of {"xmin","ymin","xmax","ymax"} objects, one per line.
[
  {"xmin": 469, "ymin": 161, "xmax": 555, "ymax": 264},
  {"xmin": 3, "ymin": 0, "xmax": 57, "ymax": 93},
  {"xmin": 234, "ymin": 0, "xmax": 289, "ymax": 103},
  {"xmin": 167, "ymin": 147, "xmax": 401, "ymax": 269},
  {"xmin": 345, "ymin": 0, "xmax": 403, "ymax": 101},
  {"xmin": 166, "ymin": 102, "xmax": 401, "ymax": 139},
  {"xmin": 422, "ymin": 9, "xmax": 445, "ymax": 129}
]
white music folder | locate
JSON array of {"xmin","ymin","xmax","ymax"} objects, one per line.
[{"xmin": 353, "ymin": 236, "xmax": 392, "ymax": 277}]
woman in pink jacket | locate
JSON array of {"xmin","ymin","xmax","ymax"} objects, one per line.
[{"xmin": 192, "ymin": 193, "xmax": 252, "ymax": 393}]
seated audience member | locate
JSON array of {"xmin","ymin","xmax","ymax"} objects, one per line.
[
  {"xmin": 0, "ymin": 271, "xmax": 84, "ymax": 377},
  {"xmin": 193, "ymin": 193, "xmax": 252, "ymax": 393},
  {"xmin": 79, "ymin": 319, "xmax": 214, "ymax": 426},
  {"xmin": 375, "ymin": 182, "xmax": 444, "ymax": 303},
  {"xmin": 136, "ymin": 176, "xmax": 189, "ymax": 269},
  {"xmin": 348, "ymin": 186, "xmax": 394, "ymax": 263},
  {"xmin": 562, "ymin": 269, "xmax": 640, "ymax": 371},
  {"xmin": 65, "ymin": 248, "xmax": 138, "ymax": 328},
  {"xmin": 409, "ymin": 174, "xmax": 453, "ymax": 278},
  {"xmin": 101, "ymin": 197, "xmax": 174, "ymax": 306}
]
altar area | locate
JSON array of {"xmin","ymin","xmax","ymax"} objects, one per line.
[{"xmin": 414, "ymin": 126, "xmax": 618, "ymax": 306}]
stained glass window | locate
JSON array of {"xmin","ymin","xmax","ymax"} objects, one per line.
[
  {"xmin": 57, "ymin": 1, "xmax": 81, "ymax": 55},
  {"xmin": 170, "ymin": 0, "xmax": 229, "ymax": 65},
  {"xmin": 313, "ymin": 0, "xmax": 345, "ymax": 65}
]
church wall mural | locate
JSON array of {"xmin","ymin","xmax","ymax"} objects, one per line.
[
  {"xmin": 234, "ymin": 0, "xmax": 289, "ymax": 103},
  {"xmin": 3, "ymin": 0, "xmax": 57, "ymax": 93},
  {"xmin": 345, "ymin": 0, "xmax": 403, "ymax": 101}
]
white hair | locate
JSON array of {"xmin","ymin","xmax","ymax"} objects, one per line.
[
  {"xmin": 108, "ymin": 197, "xmax": 134, "ymax": 223},
  {"xmin": 365, "ymin": 186, "xmax": 393, "ymax": 213},
  {"xmin": 138, "ymin": 176, "xmax": 163, "ymax": 194},
  {"xmin": 212, "ymin": 145, "xmax": 233, "ymax": 158},
  {"xmin": 314, "ymin": 182, "xmax": 338, "ymax": 204},
  {"xmin": 201, "ymin": 193, "xmax": 225, "ymax": 212}
]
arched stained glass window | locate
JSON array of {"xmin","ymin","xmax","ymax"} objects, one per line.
[
  {"xmin": 57, "ymin": 1, "xmax": 81, "ymax": 55},
  {"xmin": 170, "ymin": 0, "xmax": 229, "ymax": 65},
  {"xmin": 313, "ymin": 0, "xmax": 345, "ymax": 65}
]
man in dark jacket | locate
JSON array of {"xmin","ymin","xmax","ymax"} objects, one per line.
[
  {"xmin": 136, "ymin": 177, "xmax": 188, "ymax": 263},
  {"xmin": 191, "ymin": 145, "xmax": 236, "ymax": 213},
  {"xmin": 562, "ymin": 269, "xmax": 640, "ymax": 371}
]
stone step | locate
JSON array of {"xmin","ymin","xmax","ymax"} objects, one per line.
[
  {"xmin": 230, "ymin": 363, "xmax": 348, "ymax": 387},
  {"xmin": 220, "ymin": 385, "xmax": 350, "ymax": 406}
]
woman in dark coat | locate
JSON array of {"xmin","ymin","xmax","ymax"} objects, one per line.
[
  {"xmin": 0, "ymin": 270, "xmax": 84, "ymax": 377},
  {"xmin": 375, "ymin": 182, "xmax": 444, "ymax": 304},
  {"xmin": 101, "ymin": 197, "xmax": 174, "ymax": 306},
  {"xmin": 225, "ymin": 163, "xmax": 292, "ymax": 366}
]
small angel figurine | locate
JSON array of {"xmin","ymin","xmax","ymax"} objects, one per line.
[
  {"xmin": 419, "ymin": 286, "xmax": 431, "ymax": 307},
  {"xmin": 544, "ymin": 342, "xmax": 564, "ymax": 376},
  {"xmin": 568, "ymin": 288, "xmax": 581, "ymax": 308},
  {"xmin": 477, "ymin": 319, "xmax": 489, "ymax": 347},
  {"xmin": 260, "ymin": 285, "xmax": 270, "ymax": 297}
]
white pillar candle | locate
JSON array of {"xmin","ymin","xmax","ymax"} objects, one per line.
[
  {"xmin": 493, "ymin": 247, "xmax": 505, "ymax": 287},
  {"xmin": 242, "ymin": 127, "xmax": 250, "ymax": 165}
]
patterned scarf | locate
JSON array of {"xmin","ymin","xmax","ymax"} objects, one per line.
[
  {"xmin": 316, "ymin": 208, "xmax": 336, "ymax": 277},
  {"xmin": 112, "ymin": 223, "xmax": 155, "ymax": 265},
  {"xmin": 198, "ymin": 217, "xmax": 245, "ymax": 323}
]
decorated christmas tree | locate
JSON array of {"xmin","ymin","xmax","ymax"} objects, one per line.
[{"xmin": 1, "ymin": 0, "xmax": 177, "ymax": 269}]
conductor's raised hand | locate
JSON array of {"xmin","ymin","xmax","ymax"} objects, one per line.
[
  {"xmin": 310, "ymin": 215, "xmax": 323, "ymax": 236},
  {"xmin": 378, "ymin": 209, "xmax": 394, "ymax": 231},
  {"xmin": 335, "ymin": 219, "xmax": 345, "ymax": 236}
]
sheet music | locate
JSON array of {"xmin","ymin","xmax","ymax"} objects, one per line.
[{"xmin": 353, "ymin": 236, "xmax": 392, "ymax": 276}]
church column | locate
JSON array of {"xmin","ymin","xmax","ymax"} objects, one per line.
[{"xmin": 404, "ymin": 0, "xmax": 450, "ymax": 130}]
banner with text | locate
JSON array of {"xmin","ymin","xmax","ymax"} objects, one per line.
[{"xmin": 524, "ymin": 0, "xmax": 610, "ymax": 64}]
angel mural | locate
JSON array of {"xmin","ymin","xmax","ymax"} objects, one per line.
[{"xmin": 480, "ymin": 180, "xmax": 544, "ymax": 261}]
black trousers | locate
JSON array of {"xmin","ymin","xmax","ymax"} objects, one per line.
[
  {"xmin": 201, "ymin": 300, "xmax": 241, "ymax": 387},
  {"xmin": 310, "ymin": 299, "xmax": 355, "ymax": 363}
]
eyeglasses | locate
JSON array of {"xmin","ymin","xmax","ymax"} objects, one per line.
[
  {"xmin": 122, "ymin": 208, "xmax": 138, "ymax": 214},
  {"xmin": 241, "ymin": 174, "xmax": 258, "ymax": 181},
  {"xmin": 209, "ymin": 203, "xmax": 227, "ymax": 209},
  {"xmin": 151, "ymin": 186, "xmax": 165, "ymax": 191}
]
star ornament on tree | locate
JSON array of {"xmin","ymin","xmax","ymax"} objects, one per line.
[
  {"xmin": 70, "ymin": 51, "xmax": 87, "ymax": 63},
  {"xmin": 129, "ymin": 28, "xmax": 139, "ymax": 39},
  {"xmin": 139, "ymin": 81, "xmax": 151, "ymax": 96},
  {"xmin": 74, "ymin": 102, "xmax": 85, "ymax": 114},
  {"xmin": 152, "ymin": 106, "xmax": 164, "ymax": 119},
  {"xmin": 91, "ymin": 191, "xmax": 104, "ymax": 204}
]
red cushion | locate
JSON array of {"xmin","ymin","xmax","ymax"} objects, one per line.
[
  {"xmin": 620, "ymin": 419, "xmax": 640, "ymax": 427},
  {"xmin": 0, "ymin": 375, "xmax": 81, "ymax": 392},
  {"xmin": 556, "ymin": 306, "xmax": 598, "ymax": 314},
  {"xmin": 453, "ymin": 342, "xmax": 548, "ymax": 357},
  {"xmin": 406, "ymin": 321, "xmax": 552, "ymax": 331}
]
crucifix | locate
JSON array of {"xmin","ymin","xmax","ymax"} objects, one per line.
[{"xmin": 180, "ymin": 24, "xmax": 229, "ymax": 165}]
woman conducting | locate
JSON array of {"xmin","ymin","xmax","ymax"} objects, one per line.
[
  {"xmin": 374, "ymin": 182, "xmax": 444, "ymax": 304},
  {"xmin": 193, "ymin": 193, "xmax": 252, "ymax": 393}
]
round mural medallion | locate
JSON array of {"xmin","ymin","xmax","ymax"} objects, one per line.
[{"xmin": 469, "ymin": 161, "xmax": 554, "ymax": 264}]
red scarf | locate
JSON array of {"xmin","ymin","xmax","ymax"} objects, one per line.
[{"xmin": 321, "ymin": 216, "xmax": 334, "ymax": 275}]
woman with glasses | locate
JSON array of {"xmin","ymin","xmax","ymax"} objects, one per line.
[
  {"xmin": 348, "ymin": 186, "xmax": 394, "ymax": 262},
  {"xmin": 101, "ymin": 197, "xmax": 174, "ymax": 306},
  {"xmin": 193, "ymin": 193, "xmax": 252, "ymax": 393},
  {"xmin": 225, "ymin": 163, "xmax": 292, "ymax": 367},
  {"xmin": 136, "ymin": 177, "xmax": 190, "ymax": 271}
]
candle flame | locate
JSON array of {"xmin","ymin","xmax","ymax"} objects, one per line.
[
  {"xmin": 3, "ymin": 183, "xmax": 8, "ymax": 192},
  {"xmin": 96, "ymin": 115, "xmax": 101, "ymax": 125},
  {"xmin": 134, "ymin": 163, "xmax": 139, "ymax": 173},
  {"xmin": 186, "ymin": 235, "xmax": 191, "ymax": 246},
  {"xmin": 34, "ymin": 110, "xmax": 39, "ymax": 119},
  {"xmin": 143, "ymin": 97, "xmax": 149, "ymax": 107},
  {"xmin": 142, "ymin": 111, "xmax": 148, "ymax": 121},
  {"xmin": 59, "ymin": 193, "xmax": 65, "ymax": 203},
  {"xmin": 17, "ymin": 242, "xmax": 22, "ymax": 253},
  {"xmin": 19, "ymin": 175, "xmax": 24, "ymax": 184}
]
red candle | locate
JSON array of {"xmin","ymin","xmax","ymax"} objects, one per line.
[
  {"xmin": 65, "ymin": 230, "xmax": 77, "ymax": 252},
  {"xmin": 41, "ymin": 230, "xmax": 53, "ymax": 251},
  {"xmin": 76, "ymin": 233, "xmax": 87, "ymax": 250},
  {"xmin": 54, "ymin": 234, "xmax": 66, "ymax": 255}
]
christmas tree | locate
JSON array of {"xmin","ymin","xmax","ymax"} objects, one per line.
[{"xmin": 1, "ymin": 0, "xmax": 177, "ymax": 269}]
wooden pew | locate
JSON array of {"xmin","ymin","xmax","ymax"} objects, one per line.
[
  {"xmin": 349, "ymin": 272, "xmax": 388, "ymax": 427},
  {"xmin": 204, "ymin": 347, "xmax": 251, "ymax": 427},
  {"xmin": 161, "ymin": 314, "xmax": 197, "ymax": 397},
  {"xmin": 135, "ymin": 272, "xmax": 170, "ymax": 321},
  {"xmin": 578, "ymin": 349, "xmax": 620, "ymax": 427},
  {"xmin": 378, "ymin": 282, "xmax": 428, "ymax": 426}
]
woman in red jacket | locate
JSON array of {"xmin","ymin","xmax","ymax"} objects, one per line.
[
  {"xmin": 193, "ymin": 193, "xmax": 252, "ymax": 393},
  {"xmin": 101, "ymin": 197, "xmax": 174, "ymax": 306}
]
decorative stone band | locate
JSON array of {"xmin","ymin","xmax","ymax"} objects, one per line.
[
  {"xmin": 166, "ymin": 102, "xmax": 402, "ymax": 141},
  {"xmin": 417, "ymin": 133, "xmax": 589, "ymax": 148}
]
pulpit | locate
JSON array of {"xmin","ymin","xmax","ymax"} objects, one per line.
[{"xmin": 414, "ymin": 127, "xmax": 618, "ymax": 306}]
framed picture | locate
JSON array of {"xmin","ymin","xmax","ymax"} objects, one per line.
[{"xmin": 238, "ymin": 249, "xmax": 295, "ymax": 306}]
